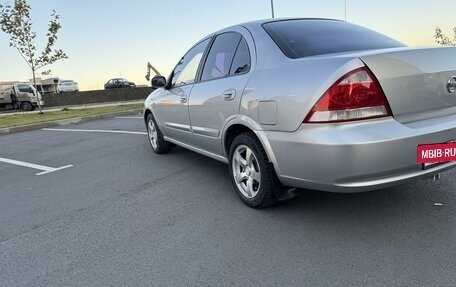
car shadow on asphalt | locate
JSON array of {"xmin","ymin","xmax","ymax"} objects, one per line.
[
  {"xmin": 266, "ymin": 173, "xmax": 456, "ymax": 236},
  {"xmin": 166, "ymin": 146, "xmax": 456, "ymax": 227}
]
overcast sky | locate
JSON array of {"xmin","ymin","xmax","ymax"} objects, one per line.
[{"xmin": 0, "ymin": 0, "xmax": 455, "ymax": 91}]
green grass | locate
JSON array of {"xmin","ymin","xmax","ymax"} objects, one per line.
[{"xmin": 0, "ymin": 103, "xmax": 143, "ymax": 128}]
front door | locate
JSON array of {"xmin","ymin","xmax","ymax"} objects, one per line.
[{"xmin": 155, "ymin": 38, "xmax": 211, "ymax": 144}]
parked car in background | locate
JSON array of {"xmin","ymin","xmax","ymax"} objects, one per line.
[
  {"xmin": 104, "ymin": 78, "xmax": 136, "ymax": 89},
  {"xmin": 57, "ymin": 80, "xmax": 79, "ymax": 93},
  {"xmin": 144, "ymin": 18, "xmax": 456, "ymax": 208}
]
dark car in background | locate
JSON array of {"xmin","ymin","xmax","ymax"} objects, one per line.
[{"xmin": 104, "ymin": 78, "xmax": 136, "ymax": 89}]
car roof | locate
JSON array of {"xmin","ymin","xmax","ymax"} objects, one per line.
[{"xmin": 224, "ymin": 17, "xmax": 341, "ymax": 32}]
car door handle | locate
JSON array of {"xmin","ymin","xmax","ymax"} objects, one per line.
[
  {"xmin": 180, "ymin": 96, "xmax": 187, "ymax": 103},
  {"xmin": 223, "ymin": 89, "xmax": 236, "ymax": 101}
]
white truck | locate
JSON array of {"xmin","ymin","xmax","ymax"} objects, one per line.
[{"xmin": 0, "ymin": 83, "xmax": 44, "ymax": 111}]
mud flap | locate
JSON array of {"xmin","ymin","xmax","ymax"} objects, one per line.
[{"xmin": 269, "ymin": 162, "xmax": 301, "ymax": 201}]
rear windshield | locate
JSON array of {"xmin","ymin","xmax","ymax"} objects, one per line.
[{"xmin": 263, "ymin": 19, "xmax": 405, "ymax": 59}]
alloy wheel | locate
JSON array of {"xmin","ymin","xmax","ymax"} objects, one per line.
[
  {"xmin": 232, "ymin": 144, "xmax": 261, "ymax": 199},
  {"xmin": 147, "ymin": 118, "xmax": 158, "ymax": 150}
]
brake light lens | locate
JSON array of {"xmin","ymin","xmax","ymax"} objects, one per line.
[{"xmin": 304, "ymin": 67, "xmax": 392, "ymax": 123}]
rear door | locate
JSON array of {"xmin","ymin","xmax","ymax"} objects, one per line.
[{"xmin": 188, "ymin": 29, "xmax": 254, "ymax": 155}]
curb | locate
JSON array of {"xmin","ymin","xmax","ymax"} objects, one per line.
[{"xmin": 0, "ymin": 109, "xmax": 143, "ymax": 135}]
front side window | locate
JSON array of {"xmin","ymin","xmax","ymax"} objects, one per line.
[
  {"xmin": 171, "ymin": 38, "xmax": 211, "ymax": 87},
  {"xmin": 17, "ymin": 84, "xmax": 32, "ymax": 93}
]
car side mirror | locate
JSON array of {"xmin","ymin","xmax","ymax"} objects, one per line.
[{"xmin": 151, "ymin": 76, "xmax": 166, "ymax": 88}]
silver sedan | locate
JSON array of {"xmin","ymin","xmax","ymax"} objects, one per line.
[{"xmin": 144, "ymin": 18, "xmax": 456, "ymax": 208}]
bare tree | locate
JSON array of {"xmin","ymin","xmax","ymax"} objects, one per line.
[
  {"xmin": 0, "ymin": 0, "xmax": 68, "ymax": 112},
  {"xmin": 435, "ymin": 26, "xmax": 456, "ymax": 46}
]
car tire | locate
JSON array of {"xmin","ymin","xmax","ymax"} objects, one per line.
[
  {"xmin": 228, "ymin": 132, "xmax": 279, "ymax": 208},
  {"xmin": 146, "ymin": 113, "xmax": 171, "ymax": 154},
  {"xmin": 20, "ymin": 101, "xmax": 33, "ymax": 112}
]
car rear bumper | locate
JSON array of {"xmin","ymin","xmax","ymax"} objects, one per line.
[
  {"xmin": 262, "ymin": 116, "xmax": 456, "ymax": 192},
  {"xmin": 58, "ymin": 88, "xmax": 78, "ymax": 92}
]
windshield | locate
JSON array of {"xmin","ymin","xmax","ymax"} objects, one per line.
[{"xmin": 263, "ymin": 19, "xmax": 405, "ymax": 59}]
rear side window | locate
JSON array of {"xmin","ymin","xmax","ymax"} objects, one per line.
[
  {"xmin": 263, "ymin": 19, "xmax": 405, "ymax": 59},
  {"xmin": 229, "ymin": 37, "xmax": 250, "ymax": 75},
  {"xmin": 201, "ymin": 32, "xmax": 241, "ymax": 81}
]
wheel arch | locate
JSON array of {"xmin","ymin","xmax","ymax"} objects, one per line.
[
  {"xmin": 143, "ymin": 107, "xmax": 160, "ymax": 127},
  {"xmin": 224, "ymin": 124, "xmax": 252, "ymax": 158},
  {"xmin": 222, "ymin": 115, "xmax": 281, "ymax": 176},
  {"xmin": 143, "ymin": 108, "xmax": 153, "ymax": 126}
]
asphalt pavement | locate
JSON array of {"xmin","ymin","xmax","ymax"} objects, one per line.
[{"xmin": 1, "ymin": 114, "xmax": 455, "ymax": 286}]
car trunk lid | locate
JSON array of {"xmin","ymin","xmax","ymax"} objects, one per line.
[{"xmin": 359, "ymin": 47, "xmax": 456, "ymax": 124}]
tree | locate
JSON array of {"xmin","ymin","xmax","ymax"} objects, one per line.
[
  {"xmin": 0, "ymin": 0, "xmax": 68, "ymax": 112},
  {"xmin": 435, "ymin": 26, "xmax": 456, "ymax": 46}
]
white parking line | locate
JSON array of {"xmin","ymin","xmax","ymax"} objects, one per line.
[
  {"xmin": 42, "ymin": 128, "xmax": 147, "ymax": 135},
  {"xmin": 0, "ymin": 157, "xmax": 73, "ymax": 175},
  {"xmin": 115, "ymin": 116, "xmax": 143, "ymax": 119}
]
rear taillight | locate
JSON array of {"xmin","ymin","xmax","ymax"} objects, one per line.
[{"xmin": 304, "ymin": 67, "xmax": 392, "ymax": 123}]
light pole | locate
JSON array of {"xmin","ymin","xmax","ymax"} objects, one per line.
[
  {"xmin": 270, "ymin": 0, "xmax": 275, "ymax": 18},
  {"xmin": 344, "ymin": 0, "xmax": 347, "ymax": 20}
]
